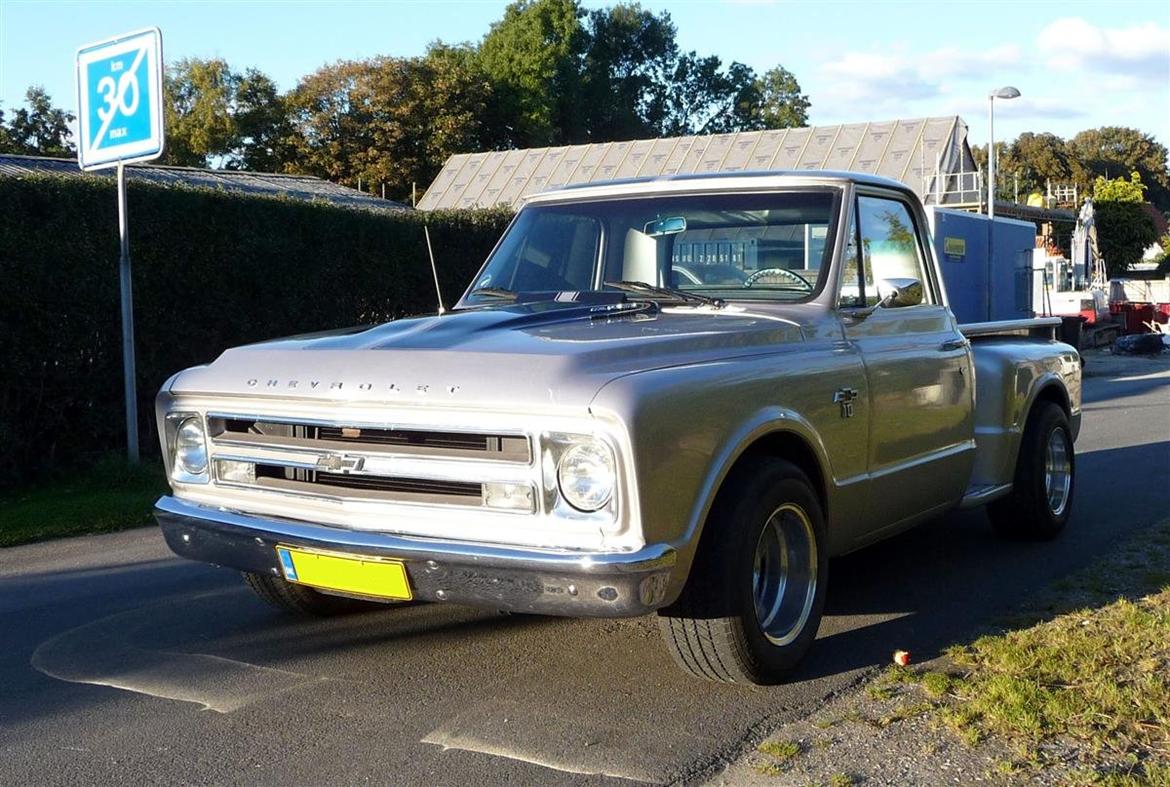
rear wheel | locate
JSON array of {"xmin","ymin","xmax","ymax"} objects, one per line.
[
  {"xmin": 243, "ymin": 572, "xmax": 385, "ymax": 616},
  {"xmin": 988, "ymin": 401, "xmax": 1075, "ymax": 540},
  {"xmin": 657, "ymin": 459, "xmax": 828, "ymax": 684}
]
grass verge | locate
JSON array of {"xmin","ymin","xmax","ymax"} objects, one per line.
[
  {"xmin": 927, "ymin": 519, "xmax": 1170, "ymax": 783},
  {"xmin": 0, "ymin": 457, "xmax": 166, "ymax": 547}
]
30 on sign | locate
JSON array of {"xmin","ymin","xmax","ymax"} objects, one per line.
[{"xmin": 76, "ymin": 28, "xmax": 164, "ymax": 170}]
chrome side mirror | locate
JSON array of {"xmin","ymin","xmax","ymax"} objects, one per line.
[{"xmin": 878, "ymin": 278, "xmax": 924, "ymax": 308}]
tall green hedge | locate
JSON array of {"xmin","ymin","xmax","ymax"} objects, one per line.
[{"xmin": 0, "ymin": 175, "xmax": 512, "ymax": 487}]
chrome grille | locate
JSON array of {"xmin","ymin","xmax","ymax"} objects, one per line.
[
  {"xmin": 206, "ymin": 414, "xmax": 535, "ymax": 513},
  {"xmin": 210, "ymin": 417, "xmax": 530, "ymax": 462}
]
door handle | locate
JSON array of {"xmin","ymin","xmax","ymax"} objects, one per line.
[{"xmin": 939, "ymin": 338, "xmax": 969, "ymax": 352}]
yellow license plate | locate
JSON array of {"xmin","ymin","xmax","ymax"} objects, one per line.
[{"xmin": 276, "ymin": 546, "xmax": 412, "ymax": 600}]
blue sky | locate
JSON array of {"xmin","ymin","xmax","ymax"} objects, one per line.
[{"xmin": 1, "ymin": 0, "xmax": 1167, "ymax": 153}]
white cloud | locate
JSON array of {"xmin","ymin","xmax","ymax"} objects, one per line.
[
  {"xmin": 815, "ymin": 43, "xmax": 1027, "ymax": 110},
  {"xmin": 818, "ymin": 50, "xmax": 940, "ymax": 106},
  {"xmin": 1037, "ymin": 17, "xmax": 1170, "ymax": 84}
]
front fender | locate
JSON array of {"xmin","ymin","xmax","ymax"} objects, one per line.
[{"xmin": 590, "ymin": 346, "xmax": 866, "ymax": 606}]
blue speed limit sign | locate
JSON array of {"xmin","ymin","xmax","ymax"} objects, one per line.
[{"xmin": 76, "ymin": 28, "xmax": 165, "ymax": 171}]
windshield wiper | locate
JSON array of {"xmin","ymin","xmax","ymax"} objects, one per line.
[
  {"xmin": 467, "ymin": 286, "xmax": 518, "ymax": 301},
  {"xmin": 603, "ymin": 280, "xmax": 725, "ymax": 308}
]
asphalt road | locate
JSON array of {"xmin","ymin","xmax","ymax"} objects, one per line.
[{"xmin": 2, "ymin": 358, "xmax": 1167, "ymax": 787}]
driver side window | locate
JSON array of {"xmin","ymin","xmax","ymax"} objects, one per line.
[
  {"xmin": 837, "ymin": 207, "xmax": 875, "ymax": 308},
  {"xmin": 856, "ymin": 196, "xmax": 933, "ymax": 305}
]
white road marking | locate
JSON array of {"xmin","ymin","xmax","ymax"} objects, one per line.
[
  {"xmin": 30, "ymin": 592, "xmax": 319, "ymax": 713},
  {"xmin": 422, "ymin": 729, "xmax": 653, "ymax": 783},
  {"xmin": 1110, "ymin": 369, "xmax": 1170, "ymax": 382}
]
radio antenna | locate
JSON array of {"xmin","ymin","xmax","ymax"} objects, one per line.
[{"xmin": 413, "ymin": 182, "xmax": 446, "ymax": 315}]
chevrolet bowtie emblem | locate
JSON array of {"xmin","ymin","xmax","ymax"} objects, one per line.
[
  {"xmin": 315, "ymin": 454, "xmax": 365, "ymax": 473},
  {"xmin": 833, "ymin": 387, "xmax": 859, "ymax": 418}
]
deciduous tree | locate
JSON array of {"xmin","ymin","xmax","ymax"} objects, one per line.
[
  {"xmin": 163, "ymin": 58, "xmax": 239, "ymax": 166},
  {"xmin": 1093, "ymin": 172, "xmax": 1157, "ymax": 276},
  {"xmin": 750, "ymin": 66, "xmax": 810, "ymax": 130},
  {"xmin": 287, "ymin": 48, "xmax": 496, "ymax": 201},
  {"xmin": 1071, "ymin": 127, "xmax": 1169, "ymax": 211},
  {"xmin": 2, "ymin": 87, "xmax": 74, "ymax": 156},
  {"xmin": 229, "ymin": 69, "xmax": 298, "ymax": 172},
  {"xmin": 1003, "ymin": 132, "xmax": 1081, "ymax": 196},
  {"xmin": 479, "ymin": 0, "xmax": 588, "ymax": 146},
  {"xmin": 580, "ymin": 3, "xmax": 677, "ymax": 141}
]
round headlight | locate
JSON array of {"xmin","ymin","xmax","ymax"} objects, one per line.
[
  {"xmin": 557, "ymin": 440, "xmax": 615, "ymax": 512},
  {"xmin": 175, "ymin": 417, "xmax": 208, "ymax": 475}
]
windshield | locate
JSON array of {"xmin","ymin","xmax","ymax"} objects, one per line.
[{"xmin": 462, "ymin": 189, "xmax": 840, "ymax": 306}]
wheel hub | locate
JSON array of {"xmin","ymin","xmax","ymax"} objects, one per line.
[
  {"xmin": 1044, "ymin": 427, "xmax": 1072, "ymax": 517},
  {"xmin": 752, "ymin": 503, "xmax": 817, "ymax": 646}
]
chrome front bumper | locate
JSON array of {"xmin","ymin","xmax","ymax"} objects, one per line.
[{"xmin": 154, "ymin": 496, "xmax": 677, "ymax": 617}]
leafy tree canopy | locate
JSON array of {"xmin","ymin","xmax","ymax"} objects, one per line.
[
  {"xmin": 1092, "ymin": 172, "xmax": 1157, "ymax": 276},
  {"xmin": 287, "ymin": 47, "xmax": 496, "ymax": 200},
  {"xmin": 1070, "ymin": 127, "xmax": 1169, "ymax": 210},
  {"xmin": 0, "ymin": 87, "xmax": 75, "ymax": 157},
  {"xmin": 1093, "ymin": 171, "xmax": 1146, "ymax": 203}
]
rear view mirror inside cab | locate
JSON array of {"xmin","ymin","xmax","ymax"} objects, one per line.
[{"xmin": 644, "ymin": 216, "xmax": 687, "ymax": 237}]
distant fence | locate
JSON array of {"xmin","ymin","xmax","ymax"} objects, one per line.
[{"xmin": 0, "ymin": 175, "xmax": 512, "ymax": 487}]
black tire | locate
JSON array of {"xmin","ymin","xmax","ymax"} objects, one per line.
[
  {"xmin": 657, "ymin": 459, "xmax": 828, "ymax": 684},
  {"xmin": 987, "ymin": 401, "xmax": 1075, "ymax": 540},
  {"xmin": 242, "ymin": 572, "xmax": 384, "ymax": 616}
]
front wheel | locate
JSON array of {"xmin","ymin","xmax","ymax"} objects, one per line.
[
  {"xmin": 658, "ymin": 459, "xmax": 828, "ymax": 684},
  {"xmin": 987, "ymin": 401, "xmax": 1075, "ymax": 540}
]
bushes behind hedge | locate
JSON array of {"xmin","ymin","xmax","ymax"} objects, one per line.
[{"xmin": 0, "ymin": 175, "xmax": 512, "ymax": 487}]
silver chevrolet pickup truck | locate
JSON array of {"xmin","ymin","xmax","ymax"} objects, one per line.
[{"xmin": 155, "ymin": 171, "xmax": 1081, "ymax": 684}]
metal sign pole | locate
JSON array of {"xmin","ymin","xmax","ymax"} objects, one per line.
[
  {"xmin": 116, "ymin": 161, "xmax": 139, "ymax": 462},
  {"xmin": 77, "ymin": 27, "xmax": 163, "ymax": 465}
]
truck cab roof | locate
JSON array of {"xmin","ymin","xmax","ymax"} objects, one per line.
[{"xmin": 525, "ymin": 170, "xmax": 913, "ymax": 206}]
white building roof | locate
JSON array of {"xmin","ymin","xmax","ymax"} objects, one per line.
[{"xmin": 419, "ymin": 116, "xmax": 980, "ymax": 211}]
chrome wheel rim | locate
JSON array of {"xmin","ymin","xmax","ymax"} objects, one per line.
[
  {"xmin": 1044, "ymin": 427, "xmax": 1072, "ymax": 517},
  {"xmin": 752, "ymin": 503, "xmax": 817, "ymax": 646}
]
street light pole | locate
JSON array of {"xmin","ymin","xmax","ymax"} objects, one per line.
[{"xmin": 987, "ymin": 86, "xmax": 1021, "ymax": 219}]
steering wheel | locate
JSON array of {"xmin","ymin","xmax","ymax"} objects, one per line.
[{"xmin": 743, "ymin": 267, "xmax": 813, "ymax": 292}]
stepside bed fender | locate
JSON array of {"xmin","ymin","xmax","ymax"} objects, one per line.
[{"xmin": 968, "ymin": 339, "xmax": 1081, "ymax": 489}]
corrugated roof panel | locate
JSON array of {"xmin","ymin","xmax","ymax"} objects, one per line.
[
  {"xmin": 498, "ymin": 148, "xmax": 548, "ymax": 205},
  {"xmin": 877, "ymin": 119, "xmax": 928, "ymax": 181},
  {"xmin": 676, "ymin": 136, "xmax": 714, "ymax": 175},
  {"xmin": 457, "ymin": 151, "xmax": 509, "ymax": 208},
  {"xmin": 443, "ymin": 153, "xmax": 487, "ymax": 209},
  {"xmin": 417, "ymin": 152, "xmax": 467, "ymax": 209},
  {"xmin": 523, "ymin": 146, "xmax": 567, "ymax": 198},
  {"xmin": 798, "ymin": 125, "xmax": 838, "ymax": 169},
  {"xmin": 694, "ymin": 133, "xmax": 735, "ymax": 173},
  {"xmin": 596, "ymin": 140, "xmax": 633, "ymax": 182},
  {"xmin": 850, "ymin": 121, "xmax": 897, "ymax": 174},
  {"xmin": 573, "ymin": 144, "xmax": 609, "ymax": 183},
  {"xmin": 618, "ymin": 138, "xmax": 656, "ymax": 178},
  {"xmin": 642, "ymin": 138, "xmax": 678, "ymax": 177},
  {"xmin": 477, "ymin": 149, "xmax": 524, "ymax": 207},
  {"xmin": 771, "ymin": 127, "xmax": 810, "ymax": 170},
  {"xmin": 746, "ymin": 130, "xmax": 787, "ymax": 169},
  {"xmin": 823, "ymin": 123, "xmax": 867, "ymax": 171},
  {"xmin": 661, "ymin": 137, "xmax": 694, "ymax": 175},
  {"xmin": 0, "ymin": 154, "xmax": 410, "ymax": 212},
  {"xmin": 545, "ymin": 145, "xmax": 587, "ymax": 191},
  {"xmin": 721, "ymin": 132, "xmax": 762, "ymax": 172},
  {"xmin": 419, "ymin": 116, "xmax": 975, "ymax": 209}
]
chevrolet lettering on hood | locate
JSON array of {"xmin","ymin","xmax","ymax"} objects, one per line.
[
  {"xmin": 245, "ymin": 379, "xmax": 461, "ymax": 396},
  {"xmin": 153, "ymin": 171, "xmax": 1082, "ymax": 685}
]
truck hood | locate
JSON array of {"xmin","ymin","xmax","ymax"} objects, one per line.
[{"xmin": 170, "ymin": 301, "xmax": 805, "ymax": 410}]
